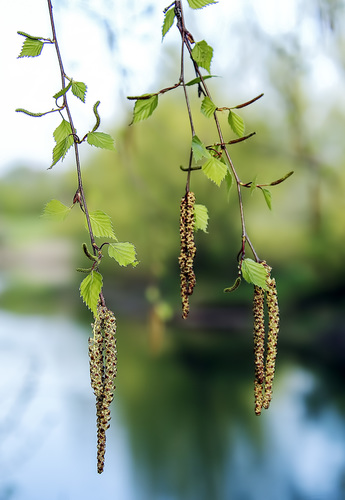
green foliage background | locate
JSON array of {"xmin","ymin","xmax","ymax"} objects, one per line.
[{"xmin": 1, "ymin": 87, "xmax": 344, "ymax": 325}]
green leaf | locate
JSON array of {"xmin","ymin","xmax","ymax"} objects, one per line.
[
  {"xmin": 51, "ymin": 136, "xmax": 74, "ymax": 167},
  {"xmin": 191, "ymin": 135, "xmax": 210, "ymax": 162},
  {"xmin": 261, "ymin": 187, "xmax": 272, "ymax": 210},
  {"xmin": 241, "ymin": 259, "xmax": 269, "ymax": 290},
  {"xmin": 53, "ymin": 81, "xmax": 72, "ymax": 100},
  {"xmin": 88, "ymin": 210, "xmax": 116, "ymax": 239},
  {"xmin": 201, "ymin": 96, "xmax": 217, "ymax": 118},
  {"xmin": 194, "ymin": 204, "xmax": 209, "ymax": 232},
  {"xmin": 162, "ymin": 7, "xmax": 175, "ymax": 38},
  {"xmin": 187, "ymin": 0, "xmax": 217, "ymax": 9},
  {"xmin": 53, "ymin": 119, "xmax": 72, "ymax": 144},
  {"xmin": 202, "ymin": 156, "xmax": 227, "ymax": 186},
  {"xmin": 132, "ymin": 95, "xmax": 158, "ymax": 123},
  {"xmin": 18, "ymin": 37, "xmax": 44, "ymax": 58},
  {"xmin": 185, "ymin": 75, "xmax": 217, "ymax": 86},
  {"xmin": 80, "ymin": 271, "xmax": 103, "ymax": 316},
  {"xmin": 71, "ymin": 81, "xmax": 87, "ymax": 102},
  {"xmin": 191, "ymin": 40, "xmax": 213, "ymax": 73},
  {"xmin": 108, "ymin": 242, "xmax": 137, "ymax": 267},
  {"xmin": 87, "ymin": 132, "xmax": 115, "ymax": 150},
  {"xmin": 42, "ymin": 199, "xmax": 71, "ymax": 221},
  {"xmin": 228, "ymin": 110, "xmax": 245, "ymax": 137}
]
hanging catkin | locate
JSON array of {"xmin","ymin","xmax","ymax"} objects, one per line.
[
  {"xmin": 262, "ymin": 276, "xmax": 279, "ymax": 409},
  {"xmin": 178, "ymin": 191, "xmax": 197, "ymax": 319},
  {"xmin": 253, "ymin": 285, "xmax": 265, "ymax": 416},
  {"xmin": 88, "ymin": 303, "xmax": 117, "ymax": 473},
  {"xmin": 252, "ymin": 264, "xmax": 279, "ymax": 415}
]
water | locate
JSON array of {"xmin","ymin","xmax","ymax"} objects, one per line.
[{"xmin": 0, "ymin": 310, "xmax": 345, "ymax": 500}]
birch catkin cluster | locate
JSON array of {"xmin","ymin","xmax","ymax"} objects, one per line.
[
  {"xmin": 88, "ymin": 303, "xmax": 117, "ymax": 473},
  {"xmin": 178, "ymin": 191, "xmax": 197, "ymax": 319},
  {"xmin": 253, "ymin": 266, "xmax": 279, "ymax": 416}
]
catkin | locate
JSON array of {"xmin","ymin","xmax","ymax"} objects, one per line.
[
  {"xmin": 252, "ymin": 264, "xmax": 279, "ymax": 415},
  {"xmin": 253, "ymin": 285, "xmax": 265, "ymax": 416},
  {"xmin": 88, "ymin": 303, "xmax": 117, "ymax": 474},
  {"xmin": 179, "ymin": 191, "xmax": 197, "ymax": 319},
  {"xmin": 262, "ymin": 277, "xmax": 279, "ymax": 409}
]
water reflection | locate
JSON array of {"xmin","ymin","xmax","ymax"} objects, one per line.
[{"xmin": 1, "ymin": 311, "xmax": 345, "ymax": 500}]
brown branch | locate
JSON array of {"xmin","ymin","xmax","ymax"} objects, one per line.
[{"xmin": 47, "ymin": 0, "xmax": 97, "ymax": 253}]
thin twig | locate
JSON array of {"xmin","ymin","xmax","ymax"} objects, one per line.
[
  {"xmin": 176, "ymin": 1, "xmax": 259, "ymax": 260},
  {"xmin": 46, "ymin": 0, "xmax": 96, "ymax": 253}
]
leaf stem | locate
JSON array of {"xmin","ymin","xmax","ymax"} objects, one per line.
[{"xmin": 46, "ymin": 0, "xmax": 96, "ymax": 253}]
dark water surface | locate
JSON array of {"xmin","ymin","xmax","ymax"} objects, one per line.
[{"xmin": 0, "ymin": 310, "xmax": 345, "ymax": 500}]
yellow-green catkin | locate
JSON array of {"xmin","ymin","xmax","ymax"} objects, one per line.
[
  {"xmin": 88, "ymin": 302, "xmax": 117, "ymax": 474},
  {"xmin": 253, "ymin": 285, "xmax": 265, "ymax": 416},
  {"xmin": 252, "ymin": 263, "xmax": 280, "ymax": 415},
  {"xmin": 178, "ymin": 191, "xmax": 197, "ymax": 319},
  {"xmin": 262, "ymin": 276, "xmax": 279, "ymax": 409}
]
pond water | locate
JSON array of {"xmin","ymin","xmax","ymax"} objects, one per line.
[{"xmin": 1, "ymin": 309, "xmax": 345, "ymax": 500}]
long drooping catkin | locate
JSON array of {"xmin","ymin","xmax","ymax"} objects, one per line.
[
  {"xmin": 178, "ymin": 191, "xmax": 197, "ymax": 319},
  {"xmin": 88, "ymin": 303, "xmax": 117, "ymax": 474},
  {"xmin": 252, "ymin": 264, "xmax": 279, "ymax": 415},
  {"xmin": 253, "ymin": 285, "xmax": 265, "ymax": 416},
  {"xmin": 262, "ymin": 276, "xmax": 279, "ymax": 409}
]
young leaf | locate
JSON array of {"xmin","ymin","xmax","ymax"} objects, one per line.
[
  {"xmin": 71, "ymin": 81, "xmax": 87, "ymax": 102},
  {"xmin": 201, "ymin": 96, "xmax": 217, "ymax": 118},
  {"xmin": 51, "ymin": 136, "xmax": 74, "ymax": 167},
  {"xmin": 88, "ymin": 210, "xmax": 116, "ymax": 239},
  {"xmin": 260, "ymin": 187, "xmax": 272, "ymax": 210},
  {"xmin": 132, "ymin": 95, "xmax": 158, "ymax": 123},
  {"xmin": 241, "ymin": 259, "xmax": 269, "ymax": 290},
  {"xmin": 80, "ymin": 271, "xmax": 103, "ymax": 316},
  {"xmin": 162, "ymin": 7, "xmax": 175, "ymax": 38},
  {"xmin": 202, "ymin": 156, "xmax": 227, "ymax": 186},
  {"xmin": 42, "ymin": 199, "xmax": 71, "ymax": 221},
  {"xmin": 194, "ymin": 204, "xmax": 209, "ymax": 232},
  {"xmin": 187, "ymin": 0, "xmax": 217, "ymax": 9},
  {"xmin": 53, "ymin": 81, "xmax": 72, "ymax": 100},
  {"xmin": 191, "ymin": 135, "xmax": 210, "ymax": 162},
  {"xmin": 228, "ymin": 110, "xmax": 245, "ymax": 137},
  {"xmin": 18, "ymin": 38, "xmax": 44, "ymax": 58},
  {"xmin": 185, "ymin": 75, "xmax": 217, "ymax": 86},
  {"xmin": 191, "ymin": 40, "xmax": 213, "ymax": 73},
  {"xmin": 53, "ymin": 119, "xmax": 72, "ymax": 144},
  {"xmin": 108, "ymin": 242, "xmax": 137, "ymax": 267},
  {"xmin": 87, "ymin": 132, "xmax": 115, "ymax": 150}
]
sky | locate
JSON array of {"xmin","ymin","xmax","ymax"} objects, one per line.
[{"xmin": 1, "ymin": 0, "xmax": 342, "ymax": 175}]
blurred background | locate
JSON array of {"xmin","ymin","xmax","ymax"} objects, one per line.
[{"xmin": 1, "ymin": 0, "xmax": 345, "ymax": 499}]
